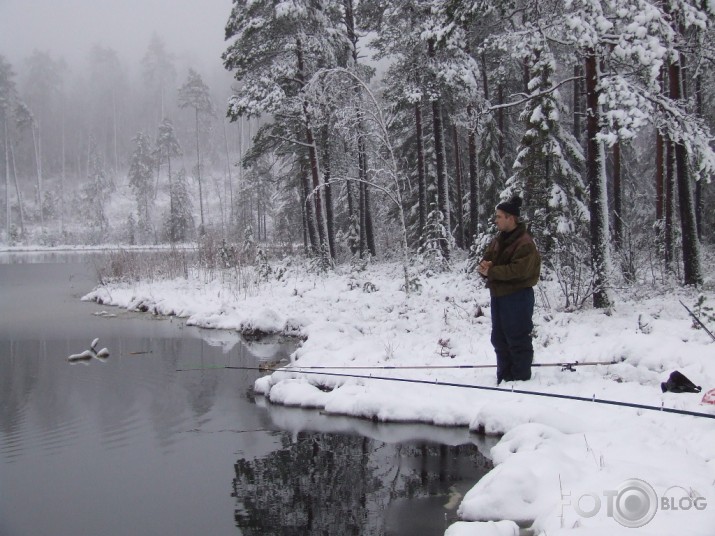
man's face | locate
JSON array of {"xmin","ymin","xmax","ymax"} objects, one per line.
[{"xmin": 494, "ymin": 209, "xmax": 516, "ymax": 232}]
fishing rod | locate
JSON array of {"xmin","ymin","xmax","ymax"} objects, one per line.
[
  {"xmin": 276, "ymin": 360, "xmax": 618, "ymax": 372},
  {"xmin": 175, "ymin": 363, "xmax": 715, "ymax": 420},
  {"xmin": 176, "ymin": 359, "xmax": 619, "ymax": 373},
  {"xmin": 680, "ymin": 300, "xmax": 715, "ymax": 342},
  {"xmin": 275, "ymin": 369, "xmax": 715, "ymax": 420}
]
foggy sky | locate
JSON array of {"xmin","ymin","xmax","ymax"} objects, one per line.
[{"xmin": 0, "ymin": 0, "xmax": 234, "ymax": 70}]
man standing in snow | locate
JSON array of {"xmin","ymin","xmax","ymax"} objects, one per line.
[{"xmin": 477, "ymin": 196, "xmax": 541, "ymax": 384}]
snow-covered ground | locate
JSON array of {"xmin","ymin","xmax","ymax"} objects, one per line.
[{"xmin": 82, "ymin": 256, "xmax": 715, "ymax": 535}]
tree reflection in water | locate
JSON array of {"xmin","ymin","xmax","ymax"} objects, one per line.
[{"xmin": 232, "ymin": 431, "xmax": 492, "ymax": 535}]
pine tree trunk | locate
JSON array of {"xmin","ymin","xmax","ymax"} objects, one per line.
[
  {"xmin": 669, "ymin": 58, "xmax": 702, "ymax": 285},
  {"xmin": 364, "ymin": 180, "xmax": 376, "ymax": 256},
  {"xmin": 453, "ymin": 124, "xmax": 465, "ymax": 249},
  {"xmin": 432, "ymin": 97, "xmax": 450, "ymax": 261},
  {"xmin": 112, "ymin": 89, "xmax": 118, "ymax": 177},
  {"xmin": 38, "ymin": 120, "xmax": 43, "ymax": 231},
  {"xmin": 322, "ymin": 125, "xmax": 336, "ymax": 260},
  {"xmin": 613, "ymin": 138, "xmax": 622, "ymax": 251},
  {"xmin": 573, "ymin": 64, "xmax": 582, "ymax": 142},
  {"xmin": 300, "ymin": 188, "xmax": 308, "ymax": 252},
  {"xmin": 655, "ymin": 130, "xmax": 664, "ymax": 222},
  {"xmin": 346, "ymin": 167, "xmax": 355, "ymax": 219},
  {"xmin": 358, "ymin": 168, "xmax": 366, "ymax": 256},
  {"xmin": 665, "ymin": 141, "xmax": 675, "ymax": 268},
  {"xmin": 256, "ymin": 193, "xmax": 262, "ymax": 241},
  {"xmin": 415, "ymin": 103, "xmax": 427, "ymax": 247},
  {"xmin": 10, "ymin": 134, "xmax": 25, "ymax": 236},
  {"xmin": 355, "ymin": 135, "xmax": 377, "ymax": 257},
  {"xmin": 467, "ymin": 105, "xmax": 478, "ymax": 245},
  {"xmin": 60, "ymin": 103, "xmax": 65, "ymax": 237},
  {"xmin": 357, "ymin": 132, "xmax": 375, "ymax": 257},
  {"xmin": 655, "ymin": 70, "xmax": 665, "ymax": 227},
  {"xmin": 168, "ymin": 151, "xmax": 174, "ymax": 242},
  {"xmin": 300, "ymin": 159, "xmax": 319, "ymax": 253},
  {"xmin": 223, "ymin": 120, "xmax": 234, "ymax": 227},
  {"xmin": 429, "ymin": 39, "xmax": 450, "ymax": 261},
  {"xmin": 195, "ymin": 107, "xmax": 204, "ymax": 230},
  {"xmin": 4, "ymin": 119, "xmax": 9, "ymax": 237},
  {"xmin": 263, "ymin": 203, "xmax": 267, "ymax": 241},
  {"xmin": 480, "ymin": 53, "xmax": 489, "ymax": 100},
  {"xmin": 675, "ymin": 139, "xmax": 701, "ymax": 284},
  {"xmin": 159, "ymin": 80, "xmax": 165, "ymax": 123},
  {"xmin": 154, "ymin": 149, "xmax": 161, "ymax": 201},
  {"xmin": 345, "ymin": 1, "xmax": 362, "ymax": 257},
  {"xmin": 584, "ymin": 50, "xmax": 611, "ymax": 308},
  {"xmin": 695, "ymin": 69, "xmax": 703, "ymax": 240},
  {"xmin": 497, "ymin": 84, "xmax": 505, "ymax": 160},
  {"xmin": 31, "ymin": 120, "xmax": 44, "ymax": 230},
  {"xmin": 237, "ymin": 120, "xmax": 245, "ymax": 230}
]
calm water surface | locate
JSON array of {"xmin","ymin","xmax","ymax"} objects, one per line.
[{"xmin": 0, "ymin": 252, "xmax": 494, "ymax": 536}]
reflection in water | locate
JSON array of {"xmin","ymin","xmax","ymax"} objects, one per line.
[{"xmin": 232, "ymin": 431, "xmax": 492, "ymax": 535}]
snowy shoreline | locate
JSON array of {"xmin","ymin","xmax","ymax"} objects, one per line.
[
  {"xmin": 82, "ymin": 259, "xmax": 715, "ymax": 535},
  {"xmin": 0, "ymin": 244, "xmax": 197, "ymax": 253}
]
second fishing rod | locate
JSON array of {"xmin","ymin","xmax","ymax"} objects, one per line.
[{"xmin": 177, "ymin": 358, "xmax": 621, "ymax": 373}]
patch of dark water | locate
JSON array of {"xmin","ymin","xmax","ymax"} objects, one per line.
[{"xmin": 241, "ymin": 402, "xmax": 496, "ymax": 536}]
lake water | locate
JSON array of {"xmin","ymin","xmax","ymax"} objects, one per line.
[{"xmin": 0, "ymin": 252, "xmax": 494, "ymax": 536}]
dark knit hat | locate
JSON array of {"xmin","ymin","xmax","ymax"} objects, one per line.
[{"xmin": 496, "ymin": 196, "xmax": 522, "ymax": 217}]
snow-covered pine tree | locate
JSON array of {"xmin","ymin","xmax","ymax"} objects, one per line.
[
  {"xmin": 242, "ymin": 223, "xmax": 256, "ymax": 263},
  {"xmin": 418, "ymin": 203, "xmax": 452, "ymax": 272},
  {"xmin": 504, "ymin": 36, "xmax": 587, "ymax": 256},
  {"xmin": 128, "ymin": 132, "xmax": 155, "ymax": 243},
  {"xmin": 81, "ymin": 138, "xmax": 112, "ymax": 242},
  {"xmin": 155, "ymin": 118, "xmax": 182, "ymax": 241},
  {"xmin": 346, "ymin": 212, "xmax": 360, "ymax": 255},
  {"xmin": 164, "ymin": 168, "xmax": 194, "ymax": 243},
  {"xmin": 178, "ymin": 69, "xmax": 215, "ymax": 232},
  {"xmin": 477, "ymin": 110, "xmax": 507, "ymax": 226},
  {"xmin": 126, "ymin": 212, "xmax": 136, "ymax": 245}
]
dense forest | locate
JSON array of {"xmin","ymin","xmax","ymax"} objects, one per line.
[{"xmin": 2, "ymin": 0, "xmax": 715, "ymax": 308}]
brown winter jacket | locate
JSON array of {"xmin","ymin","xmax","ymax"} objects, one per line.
[{"xmin": 481, "ymin": 222, "xmax": 541, "ymax": 298}]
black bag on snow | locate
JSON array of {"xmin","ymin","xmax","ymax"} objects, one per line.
[{"xmin": 661, "ymin": 370, "xmax": 702, "ymax": 394}]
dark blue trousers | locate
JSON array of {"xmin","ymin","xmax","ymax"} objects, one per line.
[{"xmin": 490, "ymin": 287, "xmax": 534, "ymax": 383}]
